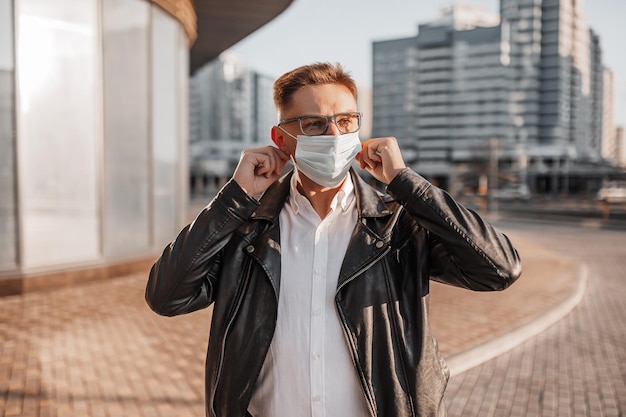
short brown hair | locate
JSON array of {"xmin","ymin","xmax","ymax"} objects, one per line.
[{"xmin": 273, "ymin": 62, "xmax": 358, "ymax": 112}]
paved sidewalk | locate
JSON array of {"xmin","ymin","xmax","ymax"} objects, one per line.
[
  {"xmin": 0, "ymin": 229, "xmax": 581, "ymax": 417},
  {"xmin": 430, "ymin": 229, "xmax": 582, "ymax": 372},
  {"xmin": 443, "ymin": 221, "xmax": 626, "ymax": 417}
]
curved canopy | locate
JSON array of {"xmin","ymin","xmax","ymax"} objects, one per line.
[{"xmin": 190, "ymin": 0, "xmax": 294, "ymax": 73}]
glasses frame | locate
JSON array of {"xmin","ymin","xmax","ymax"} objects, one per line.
[{"xmin": 278, "ymin": 112, "xmax": 363, "ymax": 136}]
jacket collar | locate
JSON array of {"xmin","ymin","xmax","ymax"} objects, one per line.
[
  {"xmin": 351, "ymin": 169, "xmax": 394, "ymax": 218},
  {"xmin": 254, "ymin": 168, "xmax": 393, "ymax": 222}
]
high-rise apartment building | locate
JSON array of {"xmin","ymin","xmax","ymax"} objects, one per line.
[
  {"xmin": 372, "ymin": 0, "xmax": 612, "ymax": 194},
  {"xmin": 373, "ymin": 4, "xmax": 504, "ymax": 185},
  {"xmin": 589, "ymin": 31, "xmax": 603, "ymax": 155}
]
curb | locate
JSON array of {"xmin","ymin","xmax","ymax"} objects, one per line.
[{"xmin": 445, "ymin": 263, "xmax": 589, "ymax": 376}]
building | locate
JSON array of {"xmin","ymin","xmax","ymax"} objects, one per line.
[
  {"xmin": 589, "ymin": 30, "xmax": 604, "ymax": 156},
  {"xmin": 374, "ymin": 2, "xmax": 515, "ymax": 190},
  {"xmin": 188, "ymin": 52, "xmax": 276, "ymax": 195},
  {"xmin": 617, "ymin": 127, "xmax": 626, "ymax": 167},
  {"xmin": 602, "ymin": 68, "xmax": 617, "ymax": 162},
  {"xmin": 372, "ymin": 0, "xmax": 615, "ymax": 195},
  {"xmin": 0, "ymin": 0, "xmax": 293, "ymax": 295}
]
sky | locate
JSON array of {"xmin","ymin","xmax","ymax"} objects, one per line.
[{"xmin": 231, "ymin": 0, "xmax": 626, "ymax": 126}]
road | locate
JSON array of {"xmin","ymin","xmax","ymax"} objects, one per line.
[{"xmin": 444, "ymin": 219, "xmax": 626, "ymax": 417}]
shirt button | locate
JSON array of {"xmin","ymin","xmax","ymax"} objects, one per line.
[
  {"xmin": 313, "ymin": 309, "xmax": 321, "ymax": 316},
  {"xmin": 312, "ymin": 352, "xmax": 320, "ymax": 360},
  {"xmin": 312, "ymin": 395, "xmax": 321, "ymax": 403}
]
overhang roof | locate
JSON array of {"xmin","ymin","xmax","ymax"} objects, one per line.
[{"xmin": 190, "ymin": 0, "xmax": 294, "ymax": 74}]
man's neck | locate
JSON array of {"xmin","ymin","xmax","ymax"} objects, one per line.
[{"xmin": 297, "ymin": 175, "xmax": 346, "ymax": 220}]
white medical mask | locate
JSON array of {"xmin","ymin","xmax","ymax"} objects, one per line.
[{"xmin": 283, "ymin": 130, "xmax": 362, "ymax": 187}]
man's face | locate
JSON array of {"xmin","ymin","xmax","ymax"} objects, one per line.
[{"xmin": 272, "ymin": 83, "xmax": 358, "ymax": 158}]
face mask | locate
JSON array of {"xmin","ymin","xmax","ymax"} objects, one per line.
[{"xmin": 283, "ymin": 130, "xmax": 362, "ymax": 187}]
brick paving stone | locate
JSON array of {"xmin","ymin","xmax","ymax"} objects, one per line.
[
  {"xmin": 429, "ymin": 231, "xmax": 579, "ymax": 358},
  {"xmin": 444, "ymin": 221, "xmax": 626, "ymax": 417},
  {"xmin": 0, "ymin": 274, "xmax": 211, "ymax": 417}
]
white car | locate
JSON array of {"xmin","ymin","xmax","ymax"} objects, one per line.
[
  {"xmin": 596, "ymin": 184, "xmax": 626, "ymax": 203},
  {"xmin": 492, "ymin": 184, "xmax": 531, "ymax": 200}
]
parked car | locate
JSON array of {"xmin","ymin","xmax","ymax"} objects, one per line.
[
  {"xmin": 596, "ymin": 183, "xmax": 626, "ymax": 203},
  {"xmin": 492, "ymin": 184, "xmax": 531, "ymax": 200}
]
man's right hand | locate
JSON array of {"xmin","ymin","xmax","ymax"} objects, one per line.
[{"xmin": 233, "ymin": 146, "xmax": 290, "ymax": 198}]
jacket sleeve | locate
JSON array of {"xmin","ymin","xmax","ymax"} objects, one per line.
[
  {"xmin": 145, "ymin": 179, "xmax": 260, "ymax": 316},
  {"xmin": 386, "ymin": 168, "xmax": 522, "ymax": 291}
]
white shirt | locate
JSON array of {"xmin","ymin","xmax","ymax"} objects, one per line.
[{"xmin": 248, "ymin": 171, "xmax": 370, "ymax": 417}]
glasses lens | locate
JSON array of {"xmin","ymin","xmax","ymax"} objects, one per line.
[
  {"xmin": 299, "ymin": 113, "xmax": 361, "ymax": 136},
  {"xmin": 335, "ymin": 113, "xmax": 361, "ymax": 134},
  {"xmin": 300, "ymin": 116, "xmax": 327, "ymax": 136}
]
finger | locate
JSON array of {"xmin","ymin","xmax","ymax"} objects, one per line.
[
  {"xmin": 255, "ymin": 150, "xmax": 271, "ymax": 178},
  {"xmin": 270, "ymin": 147, "xmax": 286, "ymax": 176},
  {"xmin": 358, "ymin": 144, "xmax": 371, "ymax": 168},
  {"xmin": 267, "ymin": 151, "xmax": 280, "ymax": 177},
  {"xmin": 261, "ymin": 147, "xmax": 287, "ymax": 177},
  {"xmin": 274, "ymin": 146, "xmax": 290, "ymax": 160},
  {"xmin": 268, "ymin": 148, "xmax": 282, "ymax": 176},
  {"xmin": 361, "ymin": 145, "xmax": 379, "ymax": 169},
  {"xmin": 250, "ymin": 152, "xmax": 270, "ymax": 176},
  {"xmin": 253, "ymin": 158, "xmax": 268, "ymax": 177},
  {"xmin": 356, "ymin": 151, "xmax": 366, "ymax": 170},
  {"xmin": 367, "ymin": 143, "xmax": 383, "ymax": 163},
  {"xmin": 271, "ymin": 147, "xmax": 290, "ymax": 175}
]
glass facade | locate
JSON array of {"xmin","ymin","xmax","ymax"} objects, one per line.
[
  {"xmin": 151, "ymin": 5, "xmax": 185, "ymax": 247},
  {"xmin": 102, "ymin": 0, "xmax": 151, "ymax": 258},
  {"xmin": 0, "ymin": 0, "xmax": 16, "ymax": 271},
  {"xmin": 16, "ymin": 0, "xmax": 101, "ymax": 268},
  {"xmin": 2, "ymin": 0, "xmax": 190, "ymax": 277}
]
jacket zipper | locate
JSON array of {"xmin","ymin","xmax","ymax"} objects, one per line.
[
  {"xmin": 211, "ymin": 256, "xmax": 254, "ymax": 416},
  {"xmin": 336, "ymin": 245, "xmax": 391, "ymax": 417}
]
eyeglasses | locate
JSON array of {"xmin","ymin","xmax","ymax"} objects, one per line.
[{"xmin": 278, "ymin": 112, "xmax": 362, "ymax": 136}]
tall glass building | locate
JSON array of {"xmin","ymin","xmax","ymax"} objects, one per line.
[
  {"xmin": 0, "ymin": 0, "xmax": 292, "ymax": 295},
  {"xmin": 372, "ymin": 0, "xmax": 611, "ymax": 194}
]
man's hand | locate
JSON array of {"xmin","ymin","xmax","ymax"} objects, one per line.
[
  {"xmin": 357, "ymin": 137, "xmax": 406, "ymax": 185},
  {"xmin": 233, "ymin": 146, "xmax": 290, "ymax": 198}
]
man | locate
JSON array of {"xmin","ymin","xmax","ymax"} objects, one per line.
[{"xmin": 146, "ymin": 62, "xmax": 522, "ymax": 417}]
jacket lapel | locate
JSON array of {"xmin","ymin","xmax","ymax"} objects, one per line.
[
  {"xmin": 246, "ymin": 171, "xmax": 293, "ymax": 300},
  {"xmin": 337, "ymin": 171, "xmax": 395, "ymax": 289}
]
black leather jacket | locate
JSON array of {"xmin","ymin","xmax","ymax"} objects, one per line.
[{"xmin": 146, "ymin": 168, "xmax": 522, "ymax": 417}]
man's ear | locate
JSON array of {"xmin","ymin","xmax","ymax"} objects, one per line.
[{"xmin": 271, "ymin": 126, "xmax": 284, "ymax": 148}]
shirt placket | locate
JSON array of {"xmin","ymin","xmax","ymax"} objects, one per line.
[{"xmin": 310, "ymin": 218, "xmax": 329, "ymax": 417}]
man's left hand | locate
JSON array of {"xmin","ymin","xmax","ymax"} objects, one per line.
[{"xmin": 357, "ymin": 137, "xmax": 406, "ymax": 185}]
